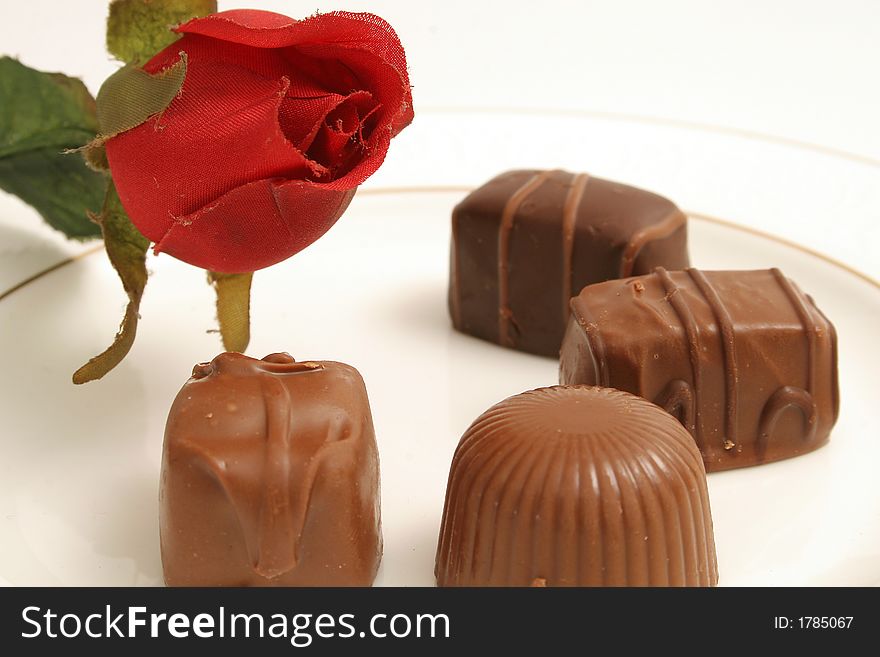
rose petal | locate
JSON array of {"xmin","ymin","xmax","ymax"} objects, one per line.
[
  {"xmin": 290, "ymin": 41, "xmax": 410, "ymax": 137},
  {"xmin": 154, "ymin": 177, "xmax": 356, "ymax": 272},
  {"xmin": 178, "ymin": 10, "xmax": 413, "ymax": 141},
  {"xmin": 106, "ymin": 59, "xmax": 323, "ymax": 245},
  {"xmin": 144, "ymin": 32, "xmax": 292, "ymax": 81},
  {"xmin": 177, "ymin": 10, "xmax": 403, "ymax": 54},
  {"xmin": 278, "ymin": 92, "xmax": 345, "ymax": 148},
  {"xmin": 141, "ymin": 18, "xmax": 410, "ymax": 191},
  {"xmin": 302, "ymin": 91, "xmax": 379, "ymax": 172}
]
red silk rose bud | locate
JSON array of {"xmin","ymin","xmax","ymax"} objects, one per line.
[{"xmin": 104, "ymin": 9, "xmax": 413, "ymax": 273}]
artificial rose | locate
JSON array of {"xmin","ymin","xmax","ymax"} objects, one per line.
[{"xmin": 104, "ymin": 9, "xmax": 413, "ymax": 273}]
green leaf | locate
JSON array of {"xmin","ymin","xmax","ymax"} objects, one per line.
[
  {"xmin": 0, "ymin": 60, "xmax": 98, "ymax": 153},
  {"xmin": 0, "ymin": 57, "xmax": 105, "ymax": 239},
  {"xmin": 75, "ymin": 52, "xmax": 187, "ymax": 166},
  {"xmin": 73, "ymin": 184, "xmax": 149, "ymax": 384},
  {"xmin": 107, "ymin": 0, "xmax": 217, "ymax": 65},
  {"xmin": 95, "ymin": 53, "xmax": 187, "ymax": 138},
  {"xmin": 208, "ymin": 271, "xmax": 253, "ymax": 353}
]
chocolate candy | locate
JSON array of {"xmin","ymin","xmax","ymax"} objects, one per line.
[
  {"xmin": 449, "ymin": 170, "xmax": 690, "ymax": 356},
  {"xmin": 159, "ymin": 352, "xmax": 381, "ymax": 586},
  {"xmin": 560, "ymin": 268, "xmax": 839, "ymax": 472},
  {"xmin": 435, "ymin": 386, "xmax": 718, "ymax": 587}
]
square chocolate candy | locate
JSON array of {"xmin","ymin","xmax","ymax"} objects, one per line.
[
  {"xmin": 159, "ymin": 352, "xmax": 381, "ymax": 586},
  {"xmin": 560, "ymin": 268, "xmax": 839, "ymax": 471},
  {"xmin": 449, "ymin": 170, "xmax": 689, "ymax": 356}
]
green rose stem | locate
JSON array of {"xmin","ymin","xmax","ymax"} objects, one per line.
[
  {"xmin": 72, "ymin": 184, "xmax": 148, "ymax": 384},
  {"xmin": 85, "ymin": 52, "xmax": 187, "ymax": 154},
  {"xmin": 72, "ymin": 0, "xmax": 216, "ymax": 382},
  {"xmin": 207, "ymin": 271, "xmax": 253, "ymax": 353},
  {"xmin": 70, "ymin": 47, "xmax": 189, "ymax": 383},
  {"xmin": 1, "ymin": 0, "xmax": 240, "ymax": 383}
]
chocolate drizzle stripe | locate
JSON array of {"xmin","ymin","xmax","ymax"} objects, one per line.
[
  {"xmin": 572, "ymin": 299, "xmax": 610, "ymax": 387},
  {"xmin": 561, "ymin": 173, "xmax": 590, "ymax": 321},
  {"xmin": 772, "ymin": 268, "xmax": 816, "ymax": 395},
  {"xmin": 257, "ymin": 360, "xmax": 324, "ymax": 374},
  {"xmin": 619, "ymin": 210, "xmax": 686, "ymax": 278},
  {"xmin": 173, "ymin": 439, "xmax": 262, "ymax": 565},
  {"xmin": 688, "ymin": 269, "xmax": 739, "ymax": 448},
  {"xmin": 255, "ymin": 376, "xmax": 296, "ymax": 578},
  {"xmin": 757, "ymin": 386, "xmax": 818, "ymax": 458},
  {"xmin": 754, "ymin": 269, "xmax": 822, "ymax": 456},
  {"xmin": 653, "ymin": 379, "xmax": 696, "ymax": 435},
  {"xmin": 655, "ymin": 267, "xmax": 705, "ymax": 449},
  {"xmin": 498, "ymin": 171, "xmax": 553, "ymax": 346}
]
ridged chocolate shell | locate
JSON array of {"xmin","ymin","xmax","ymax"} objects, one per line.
[{"xmin": 435, "ymin": 386, "xmax": 718, "ymax": 587}]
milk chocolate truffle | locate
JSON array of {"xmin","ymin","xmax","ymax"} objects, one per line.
[
  {"xmin": 560, "ymin": 268, "xmax": 839, "ymax": 472},
  {"xmin": 449, "ymin": 170, "xmax": 689, "ymax": 356},
  {"xmin": 159, "ymin": 352, "xmax": 381, "ymax": 586},
  {"xmin": 435, "ymin": 386, "xmax": 718, "ymax": 587}
]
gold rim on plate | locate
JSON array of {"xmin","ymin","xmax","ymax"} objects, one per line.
[
  {"xmin": 0, "ymin": 187, "xmax": 877, "ymax": 305},
  {"xmin": 4, "ymin": 106, "xmax": 880, "ymax": 301},
  {"xmin": 421, "ymin": 106, "xmax": 880, "ymax": 170}
]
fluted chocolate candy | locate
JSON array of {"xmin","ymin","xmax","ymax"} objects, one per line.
[
  {"xmin": 560, "ymin": 268, "xmax": 839, "ymax": 472},
  {"xmin": 448, "ymin": 170, "xmax": 689, "ymax": 356},
  {"xmin": 435, "ymin": 386, "xmax": 718, "ymax": 587},
  {"xmin": 159, "ymin": 352, "xmax": 381, "ymax": 586}
]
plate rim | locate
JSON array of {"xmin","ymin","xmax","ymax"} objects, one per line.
[{"xmin": 1, "ymin": 188, "xmax": 877, "ymax": 307}]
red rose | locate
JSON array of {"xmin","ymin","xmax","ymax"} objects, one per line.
[{"xmin": 105, "ymin": 9, "xmax": 413, "ymax": 273}]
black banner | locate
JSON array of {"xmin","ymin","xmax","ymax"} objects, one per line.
[{"xmin": 0, "ymin": 587, "xmax": 875, "ymax": 653}]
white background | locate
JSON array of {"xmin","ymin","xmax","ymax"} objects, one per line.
[
  {"xmin": 1, "ymin": 0, "xmax": 879, "ymax": 289},
  {"xmin": 2, "ymin": 0, "xmax": 879, "ymax": 159}
]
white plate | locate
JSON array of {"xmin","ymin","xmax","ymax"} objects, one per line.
[{"xmin": 1, "ymin": 113, "xmax": 878, "ymax": 586}]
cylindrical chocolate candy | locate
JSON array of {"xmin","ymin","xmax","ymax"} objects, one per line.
[{"xmin": 435, "ymin": 385, "xmax": 718, "ymax": 587}]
